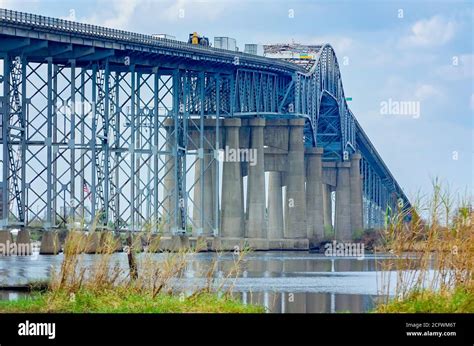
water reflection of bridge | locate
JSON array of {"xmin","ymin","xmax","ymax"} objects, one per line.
[
  {"xmin": 0, "ymin": 252, "xmax": 391, "ymax": 313},
  {"xmin": 235, "ymin": 258, "xmax": 379, "ymax": 313}
]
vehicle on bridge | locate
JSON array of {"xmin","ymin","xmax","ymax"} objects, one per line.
[{"xmin": 188, "ymin": 32, "xmax": 210, "ymax": 46}]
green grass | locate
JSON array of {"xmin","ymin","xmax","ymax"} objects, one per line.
[
  {"xmin": 0, "ymin": 288, "xmax": 264, "ymax": 313},
  {"xmin": 375, "ymin": 287, "xmax": 474, "ymax": 313},
  {"xmin": 0, "ymin": 230, "xmax": 262, "ymax": 314}
]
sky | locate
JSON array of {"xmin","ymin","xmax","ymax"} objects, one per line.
[{"xmin": 1, "ymin": 0, "xmax": 473, "ymax": 204}]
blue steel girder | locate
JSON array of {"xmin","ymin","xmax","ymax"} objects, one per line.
[
  {"xmin": 290, "ymin": 44, "xmax": 410, "ymax": 217},
  {"xmin": 1, "ymin": 54, "xmax": 26, "ymax": 226},
  {"xmin": 357, "ymin": 117, "xmax": 411, "ymax": 214},
  {"xmin": 293, "ymin": 45, "xmax": 356, "ymax": 155},
  {"xmin": 233, "ymin": 69, "xmax": 285, "ymax": 115},
  {"xmin": 317, "ymin": 92, "xmax": 342, "ymax": 161}
]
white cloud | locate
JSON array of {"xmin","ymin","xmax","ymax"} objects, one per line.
[
  {"xmin": 370, "ymin": 47, "xmax": 438, "ymax": 68},
  {"xmin": 159, "ymin": 0, "xmax": 227, "ymax": 22},
  {"xmin": 80, "ymin": 0, "xmax": 228, "ymax": 30},
  {"xmin": 375, "ymin": 77, "xmax": 442, "ymax": 102},
  {"xmin": 414, "ymin": 84, "xmax": 442, "ymax": 100},
  {"xmin": 81, "ymin": 0, "xmax": 140, "ymax": 29},
  {"xmin": 0, "ymin": 0, "xmax": 39, "ymax": 10},
  {"xmin": 103, "ymin": 0, "xmax": 140, "ymax": 29},
  {"xmin": 160, "ymin": 0, "xmax": 188, "ymax": 22},
  {"xmin": 313, "ymin": 36, "xmax": 354, "ymax": 55},
  {"xmin": 400, "ymin": 15, "xmax": 456, "ymax": 48}
]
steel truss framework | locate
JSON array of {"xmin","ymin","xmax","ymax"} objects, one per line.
[
  {"xmin": 0, "ymin": 9, "xmax": 410, "ymax": 232},
  {"xmin": 286, "ymin": 44, "xmax": 408, "ymax": 228}
]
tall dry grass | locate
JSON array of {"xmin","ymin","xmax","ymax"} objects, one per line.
[
  {"xmin": 377, "ymin": 180, "xmax": 473, "ymax": 303},
  {"xmin": 50, "ymin": 219, "xmax": 249, "ymax": 302}
]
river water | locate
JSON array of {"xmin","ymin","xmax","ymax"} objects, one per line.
[{"xmin": 0, "ymin": 251, "xmax": 408, "ymax": 313}]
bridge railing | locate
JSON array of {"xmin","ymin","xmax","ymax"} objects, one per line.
[
  {"xmin": 0, "ymin": 8, "xmax": 302, "ymax": 73},
  {"xmin": 0, "ymin": 8, "xmax": 192, "ymax": 46}
]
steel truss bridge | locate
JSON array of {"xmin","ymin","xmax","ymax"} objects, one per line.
[{"xmin": 0, "ymin": 9, "xmax": 410, "ymax": 236}]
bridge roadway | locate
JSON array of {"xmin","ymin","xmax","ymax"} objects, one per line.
[{"xmin": 0, "ymin": 9, "xmax": 410, "ymax": 253}]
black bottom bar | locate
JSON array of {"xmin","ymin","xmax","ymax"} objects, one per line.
[{"xmin": 0, "ymin": 313, "xmax": 472, "ymax": 345}]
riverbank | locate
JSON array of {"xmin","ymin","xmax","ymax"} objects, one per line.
[
  {"xmin": 0, "ymin": 230, "xmax": 266, "ymax": 313},
  {"xmin": 0, "ymin": 288, "xmax": 263, "ymax": 313},
  {"xmin": 375, "ymin": 287, "xmax": 474, "ymax": 313},
  {"xmin": 0, "ymin": 252, "xmax": 394, "ymax": 313}
]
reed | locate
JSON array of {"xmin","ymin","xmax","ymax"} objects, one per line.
[
  {"xmin": 376, "ymin": 180, "xmax": 473, "ymax": 312},
  {"xmin": 19, "ymin": 217, "xmax": 259, "ymax": 313}
]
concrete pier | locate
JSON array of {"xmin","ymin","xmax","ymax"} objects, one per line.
[
  {"xmin": 13, "ymin": 115, "xmax": 371, "ymax": 253},
  {"xmin": 350, "ymin": 153, "xmax": 364, "ymax": 233},
  {"xmin": 16, "ymin": 229, "xmax": 32, "ymax": 255},
  {"xmin": 267, "ymin": 171, "xmax": 284, "ymax": 239},
  {"xmin": 0, "ymin": 230, "xmax": 13, "ymax": 255},
  {"xmin": 220, "ymin": 118, "xmax": 244, "ymax": 238},
  {"xmin": 163, "ymin": 130, "xmax": 178, "ymax": 235},
  {"xmin": 322, "ymin": 184, "xmax": 333, "ymax": 234},
  {"xmin": 335, "ymin": 162, "xmax": 352, "ymax": 241},
  {"xmin": 84, "ymin": 232, "xmax": 101, "ymax": 254},
  {"xmin": 246, "ymin": 118, "xmax": 266, "ymax": 239},
  {"xmin": 284, "ymin": 119, "xmax": 306, "ymax": 239},
  {"xmin": 40, "ymin": 231, "xmax": 60, "ymax": 254},
  {"xmin": 305, "ymin": 147, "xmax": 325, "ymax": 244},
  {"xmin": 192, "ymin": 150, "xmax": 215, "ymax": 236}
]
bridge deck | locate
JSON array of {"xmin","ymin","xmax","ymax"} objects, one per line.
[{"xmin": 0, "ymin": 8, "xmax": 303, "ymax": 74}]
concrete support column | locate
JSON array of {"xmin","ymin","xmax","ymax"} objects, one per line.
[
  {"xmin": 211, "ymin": 155, "xmax": 219, "ymax": 232},
  {"xmin": 284, "ymin": 119, "xmax": 306, "ymax": 239},
  {"xmin": 0, "ymin": 230, "xmax": 13, "ymax": 255},
  {"xmin": 40, "ymin": 231, "xmax": 60, "ymax": 255},
  {"xmin": 350, "ymin": 153, "xmax": 364, "ymax": 233},
  {"xmin": 322, "ymin": 184, "xmax": 333, "ymax": 233},
  {"xmin": 220, "ymin": 118, "xmax": 244, "ymax": 238},
  {"xmin": 335, "ymin": 162, "xmax": 352, "ymax": 241},
  {"xmin": 192, "ymin": 150, "xmax": 214, "ymax": 236},
  {"xmin": 267, "ymin": 171, "xmax": 284, "ymax": 239},
  {"xmin": 192, "ymin": 157, "xmax": 202, "ymax": 235},
  {"xmin": 163, "ymin": 129, "xmax": 177, "ymax": 235},
  {"xmin": 16, "ymin": 229, "xmax": 32, "ymax": 255},
  {"xmin": 246, "ymin": 118, "xmax": 266, "ymax": 238},
  {"xmin": 305, "ymin": 147, "xmax": 324, "ymax": 244}
]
